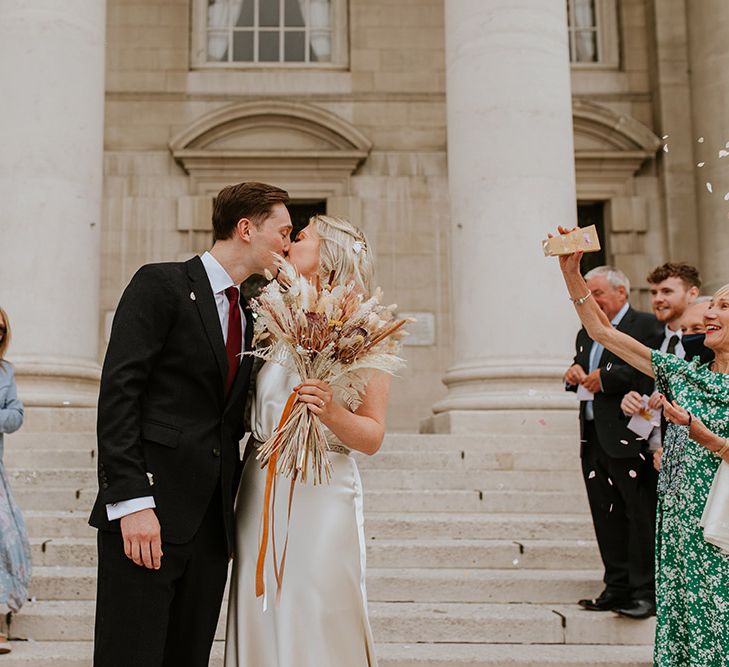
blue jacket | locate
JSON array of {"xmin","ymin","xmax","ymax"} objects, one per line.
[{"xmin": 0, "ymin": 362, "xmax": 24, "ymax": 460}]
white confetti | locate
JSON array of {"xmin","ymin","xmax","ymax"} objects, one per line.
[
  {"xmin": 698, "ymin": 162, "xmax": 705, "ymax": 167},
  {"xmin": 620, "ymin": 439, "xmax": 629, "ymax": 445},
  {"xmin": 609, "ymin": 503, "xmax": 614, "ymax": 513},
  {"xmin": 662, "ymin": 134, "xmax": 669, "ymax": 140},
  {"xmin": 720, "ymin": 150, "xmax": 729, "ymax": 158},
  {"xmin": 588, "ymin": 470, "xmax": 596, "ymax": 479},
  {"xmin": 724, "ymin": 193, "xmax": 729, "ymax": 201},
  {"xmin": 608, "ymin": 477, "xmax": 613, "ymax": 486},
  {"xmin": 629, "ymin": 470, "xmax": 637, "ymax": 478},
  {"xmin": 512, "ymin": 558, "xmax": 520, "ymax": 566},
  {"xmin": 698, "ymin": 137, "xmax": 705, "ymax": 143},
  {"xmin": 639, "ymin": 453, "xmax": 646, "ymax": 460},
  {"xmin": 663, "ymin": 144, "xmax": 669, "ymax": 153},
  {"xmin": 707, "ymin": 182, "xmax": 714, "ymax": 193},
  {"xmin": 726, "ymin": 141, "xmax": 729, "ymax": 149}
]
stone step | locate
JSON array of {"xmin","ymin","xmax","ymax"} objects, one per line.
[
  {"xmin": 5, "ymin": 447, "xmax": 580, "ymax": 473},
  {"xmin": 0, "ymin": 640, "xmax": 653, "ymax": 666},
  {"xmin": 375, "ymin": 643, "xmax": 653, "ymax": 666},
  {"xmin": 15, "ymin": 487, "xmax": 589, "ymax": 515},
  {"xmin": 6, "ymin": 469, "xmax": 96, "ymax": 488},
  {"xmin": 27, "ymin": 566, "xmax": 603, "ymax": 603},
  {"xmin": 7, "ymin": 600, "xmax": 654, "ymax": 645},
  {"xmin": 5, "ymin": 430, "xmax": 578, "ymax": 453},
  {"xmin": 22, "ymin": 510, "xmax": 595, "ymax": 541},
  {"xmin": 354, "ymin": 450, "xmax": 578, "ymax": 471},
  {"xmin": 4, "ymin": 432, "xmax": 96, "ymax": 452},
  {"xmin": 29, "ymin": 537, "xmax": 602, "ymax": 570},
  {"xmin": 360, "ymin": 469, "xmax": 583, "ymax": 491},
  {"xmin": 366, "ymin": 489, "xmax": 588, "ymax": 514},
  {"xmin": 5, "ymin": 450, "xmax": 96, "ymax": 469},
  {"xmin": 7, "ymin": 467, "xmax": 583, "ymax": 491},
  {"xmin": 15, "ymin": 488, "xmax": 96, "ymax": 512},
  {"xmin": 20, "ymin": 408, "xmax": 96, "ymax": 433}
]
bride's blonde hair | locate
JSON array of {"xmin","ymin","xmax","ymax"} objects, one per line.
[{"xmin": 312, "ymin": 215, "xmax": 374, "ymax": 296}]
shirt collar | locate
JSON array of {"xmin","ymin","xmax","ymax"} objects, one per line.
[
  {"xmin": 611, "ymin": 301, "xmax": 630, "ymax": 326},
  {"xmin": 200, "ymin": 251, "xmax": 235, "ymax": 295},
  {"xmin": 665, "ymin": 323, "xmax": 683, "ymax": 340}
]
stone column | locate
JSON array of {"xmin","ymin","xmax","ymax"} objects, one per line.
[
  {"xmin": 0, "ymin": 0, "xmax": 106, "ymax": 406},
  {"xmin": 431, "ymin": 0, "xmax": 579, "ymax": 432},
  {"xmin": 686, "ymin": 1, "xmax": 729, "ymax": 294}
]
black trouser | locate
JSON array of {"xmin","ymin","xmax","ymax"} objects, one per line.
[
  {"xmin": 93, "ymin": 484, "xmax": 228, "ymax": 667},
  {"xmin": 581, "ymin": 421, "xmax": 657, "ymax": 601}
]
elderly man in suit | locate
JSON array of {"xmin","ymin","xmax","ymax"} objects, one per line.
[{"xmin": 564, "ymin": 265, "xmax": 661, "ymax": 616}]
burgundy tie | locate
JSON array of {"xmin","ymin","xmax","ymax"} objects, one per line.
[{"xmin": 224, "ymin": 286, "xmax": 242, "ymax": 394}]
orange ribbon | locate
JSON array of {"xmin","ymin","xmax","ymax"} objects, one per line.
[{"xmin": 255, "ymin": 391, "xmax": 298, "ymax": 602}]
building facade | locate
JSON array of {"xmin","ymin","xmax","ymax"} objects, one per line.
[{"xmin": 2, "ymin": 0, "xmax": 728, "ymax": 430}]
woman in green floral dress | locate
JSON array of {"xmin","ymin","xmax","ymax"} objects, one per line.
[{"xmin": 553, "ymin": 227, "xmax": 729, "ymax": 665}]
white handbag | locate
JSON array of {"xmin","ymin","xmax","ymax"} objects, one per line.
[{"xmin": 701, "ymin": 460, "xmax": 729, "ymax": 553}]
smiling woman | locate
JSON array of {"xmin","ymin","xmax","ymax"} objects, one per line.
[{"xmin": 553, "ymin": 226, "xmax": 729, "ymax": 665}]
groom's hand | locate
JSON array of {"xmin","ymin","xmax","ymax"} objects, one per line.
[{"xmin": 120, "ymin": 508, "xmax": 163, "ymax": 570}]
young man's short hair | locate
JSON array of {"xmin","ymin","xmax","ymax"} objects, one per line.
[
  {"xmin": 646, "ymin": 262, "xmax": 701, "ymax": 290},
  {"xmin": 212, "ymin": 182, "xmax": 289, "ymax": 242}
]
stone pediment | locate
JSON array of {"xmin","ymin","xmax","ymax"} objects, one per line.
[
  {"xmin": 169, "ymin": 101, "xmax": 372, "ymax": 195},
  {"xmin": 572, "ymin": 99, "xmax": 662, "ymax": 197}
]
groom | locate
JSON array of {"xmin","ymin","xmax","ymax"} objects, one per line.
[{"xmin": 89, "ymin": 182, "xmax": 292, "ymax": 666}]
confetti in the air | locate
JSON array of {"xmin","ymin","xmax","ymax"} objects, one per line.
[
  {"xmin": 707, "ymin": 182, "xmax": 714, "ymax": 193},
  {"xmin": 629, "ymin": 470, "xmax": 637, "ymax": 478},
  {"xmin": 720, "ymin": 150, "xmax": 729, "ymax": 158},
  {"xmin": 608, "ymin": 477, "xmax": 613, "ymax": 486},
  {"xmin": 698, "ymin": 162, "xmax": 705, "ymax": 168},
  {"xmin": 609, "ymin": 504, "xmax": 614, "ymax": 513},
  {"xmin": 724, "ymin": 193, "xmax": 729, "ymax": 201},
  {"xmin": 698, "ymin": 137, "xmax": 705, "ymax": 143},
  {"xmin": 663, "ymin": 144, "xmax": 669, "ymax": 153},
  {"xmin": 588, "ymin": 470, "xmax": 596, "ymax": 479},
  {"xmin": 639, "ymin": 453, "xmax": 646, "ymax": 461},
  {"xmin": 620, "ymin": 439, "xmax": 629, "ymax": 445},
  {"xmin": 512, "ymin": 558, "xmax": 520, "ymax": 566},
  {"xmin": 662, "ymin": 134, "xmax": 669, "ymax": 140}
]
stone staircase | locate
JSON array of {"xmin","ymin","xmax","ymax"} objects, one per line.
[{"xmin": 1, "ymin": 407, "xmax": 654, "ymax": 666}]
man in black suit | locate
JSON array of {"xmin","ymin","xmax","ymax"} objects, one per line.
[
  {"xmin": 616, "ymin": 263, "xmax": 711, "ymax": 618},
  {"xmin": 90, "ymin": 182, "xmax": 293, "ymax": 666},
  {"xmin": 564, "ymin": 265, "xmax": 661, "ymax": 617}
]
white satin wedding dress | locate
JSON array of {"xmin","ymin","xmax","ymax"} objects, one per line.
[{"xmin": 224, "ymin": 359, "xmax": 377, "ymax": 667}]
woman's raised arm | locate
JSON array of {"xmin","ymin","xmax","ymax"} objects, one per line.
[{"xmin": 555, "ymin": 227, "xmax": 654, "ymax": 378}]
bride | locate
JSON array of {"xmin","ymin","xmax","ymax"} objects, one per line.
[{"xmin": 224, "ymin": 215, "xmax": 390, "ymax": 667}]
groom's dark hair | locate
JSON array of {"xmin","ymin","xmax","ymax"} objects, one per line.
[{"xmin": 212, "ymin": 181, "xmax": 290, "ymax": 241}]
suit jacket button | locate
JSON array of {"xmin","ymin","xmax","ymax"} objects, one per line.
[{"xmin": 212, "ymin": 448, "xmax": 220, "ymax": 457}]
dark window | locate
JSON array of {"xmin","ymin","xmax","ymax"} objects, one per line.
[{"xmin": 577, "ymin": 202, "xmax": 607, "ymax": 275}]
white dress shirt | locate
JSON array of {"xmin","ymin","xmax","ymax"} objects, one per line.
[
  {"xmin": 106, "ymin": 252, "xmax": 245, "ymax": 521},
  {"xmin": 659, "ymin": 324, "xmax": 684, "ymax": 358}
]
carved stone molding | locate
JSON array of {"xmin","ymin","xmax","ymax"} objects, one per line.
[
  {"xmin": 169, "ymin": 100, "xmax": 372, "ymax": 198},
  {"xmin": 573, "ymin": 99, "xmax": 662, "ymax": 199}
]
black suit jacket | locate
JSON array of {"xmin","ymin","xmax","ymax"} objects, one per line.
[
  {"xmin": 566, "ymin": 306, "xmax": 662, "ymax": 458},
  {"xmin": 89, "ymin": 257, "xmax": 254, "ymax": 551}
]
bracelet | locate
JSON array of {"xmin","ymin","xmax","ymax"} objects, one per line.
[
  {"xmin": 570, "ymin": 290, "xmax": 592, "ymax": 306},
  {"xmin": 717, "ymin": 439, "xmax": 729, "ymax": 459}
]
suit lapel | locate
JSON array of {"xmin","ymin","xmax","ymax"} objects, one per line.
[{"xmin": 186, "ymin": 257, "xmax": 228, "ymax": 390}]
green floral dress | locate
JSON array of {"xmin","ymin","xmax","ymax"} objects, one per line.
[{"xmin": 651, "ymin": 350, "xmax": 729, "ymax": 666}]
